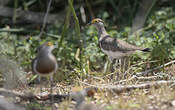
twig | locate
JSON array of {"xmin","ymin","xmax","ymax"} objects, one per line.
[
  {"xmin": 78, "ymin": 80, "xmax": 98, "ymax": 87},
  {"xmin": 117, "ymin": 75, "xmax": 165, "ymax": 84},
  {"xmin": 44, "ymin": 32, "xmax": 61, "ymax": 38},
  {"xmin": 102, "ymin": 80, "xmax": 175, "ymax": 94},
  {"xmin": 38, "ymin": 0, "xmax": 52, "ymax": 38},
  {"xmin": 58, "ymin": 6, "xmax": 71, "ymax": 47},
  {"xmin": 117, "ymin": 75, "xmax": 137, "ymax": 84},
  {"xmin": 87, "ymin": 75, "xmax": 105, "ymax": 82},
  {"xmin": 85, "ymin": 0, "xmax": 94, "ymax": 18},
  {"xmin": 0, "ymin": 28, "xmax": 37, "ymax": 33},
  {"xmin": 68, "ymin": 0, "xmax": 82, "ymax": 71},
  {"xmin": 12, "ymin": 0, "xmax": 18, "ymax": 24},
  {"xmin": 136, "ymin": 60, "xmax": 175, "ymax": 76},
  {"xmin": 112, "ymin": 80, "xmax": 175, "ymax": 93}
]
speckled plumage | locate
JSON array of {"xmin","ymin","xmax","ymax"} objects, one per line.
[{"xmin": 89, "ymin": 18, "xmax": 150, "ymax": 61}]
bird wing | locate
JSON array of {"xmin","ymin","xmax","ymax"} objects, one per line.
[
  {"xmin": 116, "ymin": 39, "xmax": 144, "ymax": 51},
  {"xmin": 99, "ymin": 35, "xmax": 120, "ymax": 51},
  {"xmin": 99, "ymin": 35, "xmax": 143, "ymax": 53}
]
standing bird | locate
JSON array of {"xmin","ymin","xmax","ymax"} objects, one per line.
[
  {"xmin": 32, "ymin": 41, "xmax": 57, "ymax": 106},
  {"xmin": 88, "ymin": 18, "xmax": 150, "ymax": 76}
]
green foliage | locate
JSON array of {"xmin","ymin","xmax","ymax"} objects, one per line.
[{"xmin": 143, "ymin": 7, "xmax": 175, "ymax": 65}]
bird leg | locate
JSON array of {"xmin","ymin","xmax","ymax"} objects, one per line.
[
  {"xmin": 120, "ymin": 56, "xmax": 130, "ymax": 79},
  {"xmin": 38, "ymin": 76, "xmax": 43, "ymax": 94},
  {"xmin": 50, "ymin": 74, "xmax": 54, "ymax": 109},
  {"xmin": 112, "ymin": 59, "xmax": 121, "ymax": 81},
  {"xmin": 112, "ymin": 59, "xmax": 120, "ymax": 71},
  {"xmin": 107, "ymin": 56, "xmax": 121, "ymax": 81},
  {"xmin": 111, "ymin": 59, "xmax": 117, "ymax": 72},
  {"xmin": 108, "ymin": 56, "xmax": 116, "ymax": 74},
  {"xmin": 103, "ymin": 57, "xmax": 111, "ymax": 74}
]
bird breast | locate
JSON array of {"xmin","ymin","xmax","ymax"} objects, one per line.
[{"xmin": 34, "ymin": 55, "xmax": 57, "ymax": 75}]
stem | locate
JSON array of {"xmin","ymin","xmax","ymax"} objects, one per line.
[
  {"xmin": 68, "ymin": 0, "xmax": 82, "ymax": 71},
  {"xmin": 59, "ymin": 7, "xmax": 71, "ymax": 47},
  {"xmin": 38, "ymin": 0, "xmax": 53, "ymax": 39},
  {"xmin": 13, "ymin": 0, "xmax": 18, "ymax": 24}
]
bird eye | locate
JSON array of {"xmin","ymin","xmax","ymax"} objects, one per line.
[{"xmin": 92, "ymin": 19, "xmax": 97, "ymax": 23}]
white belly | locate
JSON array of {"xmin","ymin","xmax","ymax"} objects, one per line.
[{"xmin": 101, "ymin": 48, "xmax": 134, "ymax": 59}]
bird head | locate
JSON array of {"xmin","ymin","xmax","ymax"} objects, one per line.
[
  {"xmin": 37, "ymin": 41, "xmax": 56, "ymax": 53},
  {"xmin": 87, "ymin": 18, "xmax": 105, "ymax": 27}
]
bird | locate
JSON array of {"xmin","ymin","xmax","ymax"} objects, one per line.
[
  {"xmin": 88, "ymin": 18, "xmax": 150, "ymax": 76},
  {"xmin": 70, "ymin": 88, "xmax": 99, "ymax": 110},
  {"xmin": 32, "ymin": 41, "xmax": 58, "ymax": 107}
]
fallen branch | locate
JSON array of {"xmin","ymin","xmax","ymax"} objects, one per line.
[
  {"xmin": 0, "ymin": 5, "xmax": 64, "ymax": 24},
  {"xmin": 79, "ymin": 80, "xmax": 175, "ymax": 94},
  {"xmin": 136, "ymin": 60, "xmax": 175, "ymax": 76},
  {"xmin": 0, "ymin": 28, "xmax": 60, "ymax": 38},
  {"xmin": 117, "ymin": 75, "xmax": 166, "ymax": 84},
  {"xmin": 0, "ymin": 87, "xmax": 96, "ymax": 102},
  {"xmin": 103, "ymin": 80, "xmax": 175, "ymax": 94}
]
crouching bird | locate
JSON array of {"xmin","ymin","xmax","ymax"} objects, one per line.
[
  {"xmin": 88, "ymin": 18, "xmax": 150, "ymax": 77},
  {"xmin": 32, "ymin": 41, "xmax": 58, "ymax": 107},
  {"xmin": 70, "ymin": 88, "xmax": 99, "ymax": 110}
]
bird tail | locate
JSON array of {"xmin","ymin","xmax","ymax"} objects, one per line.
[{"xmin": 141, "ymin": 48, "xmax": 151, "ymax": 52}]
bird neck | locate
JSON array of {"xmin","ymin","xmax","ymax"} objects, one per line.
[
  {"xmin": 96, "ymin": 25, "xmax": 108, "ymax": 37},
  {"xmin": 37, "ymin": 50, "xmax": 52, "ymax": 57}
]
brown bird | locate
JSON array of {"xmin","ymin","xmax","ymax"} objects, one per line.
[
  {"xmin": 32, "ymin": 41, "xmax": 57, "ymax": 106},
  {"xmin": 88, "ymin": 18, "xmax": 150, "ymax": 75}
]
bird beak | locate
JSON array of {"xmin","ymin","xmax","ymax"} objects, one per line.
[{"xmin": 86, "ymin": 22, "xmax": 92, "ymax": 26}]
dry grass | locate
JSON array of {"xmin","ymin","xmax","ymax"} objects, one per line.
[
  {"xmin": 29, "ymin": 64, "xmax": 175, "ymax": 110},
  {"xmin": 3, "ymin": 64, "xmax": 175, "ymax": 110}
]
